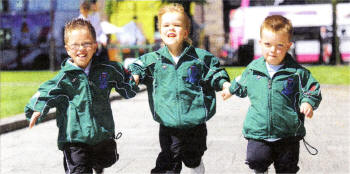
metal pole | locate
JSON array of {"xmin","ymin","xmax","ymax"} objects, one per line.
[
  {"xmin": 49, "ymin": 0, "xmax": 56, "ymax": 71},
  {"xmin": 331, "ymin": 0, "xmax": 341, "ymax": 65}
]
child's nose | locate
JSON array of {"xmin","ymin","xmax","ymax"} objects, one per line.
[
  {"xmin": 270, "ymin": 46, "xmax": 277, "ymax": 52},
  {"xmin": 78, "ymin": 45, "xmax": 84, "ymax": 50},
  {"xmin": 169, "ymin": 25, "xmax": 175, "ymax": 30}
]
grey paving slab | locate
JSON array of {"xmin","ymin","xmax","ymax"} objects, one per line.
[{"xmin": 0, "ymin": 85, "xmax": 349, "ymax": 174}]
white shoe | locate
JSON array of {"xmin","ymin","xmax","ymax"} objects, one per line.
[{"xmin": 190, "ymin": 160, "xmax": 205, "ymax": 174}]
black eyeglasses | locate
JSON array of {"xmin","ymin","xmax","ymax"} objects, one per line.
[{"xmin": 67, "ymin": 42, "xmax": 94, "ymax": 51}]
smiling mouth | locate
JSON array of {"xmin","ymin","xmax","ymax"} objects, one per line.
[
  {"xmin": 77, "ymin": 54, "xmax": 88, "ymax": 59},
  {"xmin": 167, "ymin": 33, "xmax": 176, "ymax": 37}
]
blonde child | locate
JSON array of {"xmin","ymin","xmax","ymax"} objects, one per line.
[
  {"xmin": 25, "ymin": 18, "xmax": 138, "ymax": 174},
  {"xmin": 222, "ymin": 15, "xmax": 322, "ymax": 173},
  {"xmin": 129, "ymin": 3, "xmax": 230, "ymax": 174}
]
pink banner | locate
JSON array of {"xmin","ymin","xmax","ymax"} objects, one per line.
[{"xmin": 240, "ymin": 0, "xmax": 250, "ymax": 8}]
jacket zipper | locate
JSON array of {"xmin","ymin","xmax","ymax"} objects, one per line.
[
  {"xmin": 267, "ymin": 78, "xmax": 272, "ymax": 138},
  {"xmin": 174, "ymin": 56, "xmax": 182, "ymax": 128},
  {"xmin": 175, "ymin": 68, "xmax": 181, "ymax": 127},
  {"xmin": 152, "ymin": 79, "xmax": 157, "ymax": 119},
  {"xmin": 200, "ymin": 86, "xmax": 208, "ymax": 121},
  {"xmin": 85, "ymin": 72, "xmax": 97, "ymax": 137}
]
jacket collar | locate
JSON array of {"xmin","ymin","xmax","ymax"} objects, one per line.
[
  {"xmin": 250, "ymin": 53, "xmax": 301, "ymax": 76},
  {"xmin": 156, "ymin": 42, "xmax": 193, "ymax": 64}
]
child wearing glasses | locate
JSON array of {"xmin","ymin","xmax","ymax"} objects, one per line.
[{"xmin": 25, "ymin": 18, "xmax": 138, "ymax": 174}]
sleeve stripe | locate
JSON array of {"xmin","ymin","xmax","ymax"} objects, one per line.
[
  {"xmin": 100, "ymin": 64, "xmax": 137, "ymax": 97},
  {"xmin": 33, "ymin": 73, "xmax": 70, "ymax": 117}
]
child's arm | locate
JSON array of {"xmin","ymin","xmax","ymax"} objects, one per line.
[
  {"xmin": 202, "ymin": 53, "xmax": 230, "ymax": 91},
  {"xmin": 111, "ymin": 62, "xmax": 139, "ymax": 99},
  {"xmin": 222, "ymin": 67, "xmax": 249, "ymax": 100},
  {"xmin": 298, "ymin": 69, "xmax": 322, "ymax": 115},
  {"xmin": 128, "ymin": 56, "xmax": 152, "ymax": 85},
  {"xmin": 25, "ymin": 76, "xmax": 65, "ymax": 127}
]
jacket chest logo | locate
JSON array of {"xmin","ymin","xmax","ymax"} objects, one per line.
[
  {"xmin": 282, "ymin": 77, "xmax": 295, "ymax": 96},
  {"xmin": 99, "ymin": 72, "xmax": 109, "ymax": 89},
  {"xmin": 71, "ymin": 77, "xmax": 80, "ymax": 87},
  {"xmin": 186, "ymin": 65, "xmax": 200, "ymax": 85}
]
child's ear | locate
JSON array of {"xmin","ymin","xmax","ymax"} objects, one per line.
[
  {"xmin": 287, "ymin": 41, "xmax": 293, "ymax": 49},
  {"xmin": 184, "ymin": 30, "xmax": 189, "ymax": 38},
  {"xmin": 92, "ymin": 42, "xmax": 98, "ymax": 51}
]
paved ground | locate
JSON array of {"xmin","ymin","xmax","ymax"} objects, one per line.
[{"xmin": 1, "ymin": 85, "xmax": 349, "ymax": 174}]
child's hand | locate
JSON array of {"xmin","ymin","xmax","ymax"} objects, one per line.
[
  {"xmin": 132, "ymin": 75, "xmax": 140, "ymax": 85},
  {"xmin": 29, "ymin": 111, "xmax": 41, "ymax": 128},
  {"xmin": 300, "ymin": 102, "xmax": 313, "ymax": 118},
  {"xmin": 221, "ymin": 82, "xmax": 232, "ymax": 100},
  {"xmin": 221, "ymin": 88, "xmax": 232, "ymax": 100},
  {"xmin": 222, "ymin": 82, "xmax": 231, "ymax": 90}
]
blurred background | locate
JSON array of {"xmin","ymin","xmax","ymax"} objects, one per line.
[{"xmin": 1, "ymin": 0, "xmax": 349, "ymax": 70}]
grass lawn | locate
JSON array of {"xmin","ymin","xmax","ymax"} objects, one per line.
[
  {"xmin": 225, "ymin": 65, "xmax": 350, "ymax": 85},
  {"xmin": 0, "ymin": 71, "xmax": 58, "ymax": 119},
  {"xmin": 0, "ymin": 65, "xmax": 349, "ymax": 118}
]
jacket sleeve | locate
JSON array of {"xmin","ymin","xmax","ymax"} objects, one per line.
[
  {"xmin": 298, "ymin": 69, "xmax": 322, "ymax": 110},
  {"xmin": 202, "ymin": 54, "xmax": 230, "ymax": 91},
  {"xmin": 112, "ymin": 62, "xmax": 139, "ymax": 99},
  {"xmin": 229, "ymin": 68, "xmax": 249, "ymax": 98},
  {"xmin": 128, "ymin": 54, "xmax": 155, "ymax": 84},
  {"xmin": 24, "ymin": 76, "xmax": 65, "ymax": 123}
]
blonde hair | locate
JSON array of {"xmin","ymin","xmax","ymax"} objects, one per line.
[
  {"xmin": 260, "ymin": 15, "xmax": 293, "ymax": 41},
  {"xmin": 64, "ymin": 18, "xmax": 96, "ymax": 44},
  {"xmin": 157, "ymin": 3, "xmax": 192, "ymax": 45}
]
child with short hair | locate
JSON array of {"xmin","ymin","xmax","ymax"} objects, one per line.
[
  {"xmin": 25, "ymin": 18, "xmax": 138, "ymax": 174},
  {"xmin": 129, "ymin": 3, "xmax": 230, "ymax": 174},
  {"xmin": 222, "ymin": 15, "xmax": 322, "ymax": 173}
]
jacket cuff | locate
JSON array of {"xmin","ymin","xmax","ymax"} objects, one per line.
[
  {"xmin": 300, "ymin": 98, "xmax": 317, "ymax": 110},
  {"xmin": 229, "ymin": 80, "xmax": 239, "ymax": 94},
  {"xmin": 26, "ymin": 99, "xmax": 50, "ymax": 121},
  {"xmin": 218, "ymin": 79, "xmax": 229, "ymax": 90},
  {"xmin": 128, "ymin": 64, "xmax": 145, "ymax": 80}
]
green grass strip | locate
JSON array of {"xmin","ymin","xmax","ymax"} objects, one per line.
[
  {"xmin": 0, "ymin": 65, "xmax": 349, "ymax": 118},
  {"xmin": 224, "ymin": 65, "xmax": 350, "ymax": 85},
  {"xmin": 1, "ymin": 71, "xmax": 58, "ymax": 118}
]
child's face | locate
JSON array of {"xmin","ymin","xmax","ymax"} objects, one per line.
[
  {"xmin": 160, "ymin": 12, "xmax": 188, "ymax": 48},
  {"xmin": 65, "ymin": 27, "xmax": 97, "ymax": 69},
  {"xmin": 259, "ymin": 29, "xmax": 292, "ymax": 65}
]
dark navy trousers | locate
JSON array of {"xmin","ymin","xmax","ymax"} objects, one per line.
[
  {"xmin": 246, "ymin": 138, "xmax": 300, "ymax": 173},
  {"xmin": 151, "ymin": 124, "xmax": 207, "ymax": 174}
]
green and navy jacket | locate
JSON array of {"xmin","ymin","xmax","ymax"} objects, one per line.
[
  {"xmin": 25, "ymin": 58, "xmax": 138, "ymax": 150},
  {"xmin": 129, "ymin": 44, "xmax": 230, "ymax": 129},
  {"xmin": 229, "ymin": 54, "xmax": 322, "ymax": 140}
]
